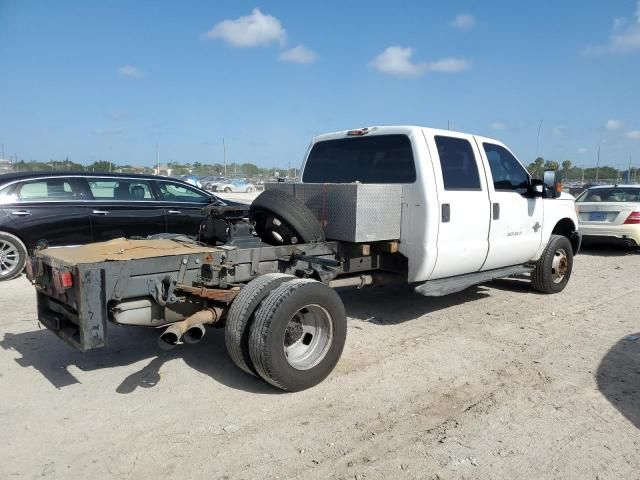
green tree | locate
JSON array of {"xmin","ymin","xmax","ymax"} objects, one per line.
[{"xmin": 544, "ymin": 160, "xmax": 559, "ymax": 171}]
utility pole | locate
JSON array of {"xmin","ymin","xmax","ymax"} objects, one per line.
[
  {"xmin": 223, "ymin": 137, "xmax": 227, "ymax": 177},
  {"xmin": 535, "ymin": 119, "xmax": 543, "ymax": 157},
  {"xmin": 595, "ymin": 133, "xmax": 602, "ymax": 183},
  {"xmin": 156, "ymin": 143, "xmax": 160, "ymax": 176}
]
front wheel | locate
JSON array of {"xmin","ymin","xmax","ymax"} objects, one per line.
[
  {"xmin": 224, "ymin": 187, "xmax": 232, "ymax": 193},
  {"xmin": 532, "ymin": 234, "xmax": 573, "ymax": 294},
  {"xmin": 249, "ymin": 279, "xmax": 347, "ymax": 391},
  {"xmin": 0, "ymin": 232, "xmax": 27, "ymax": 281}
]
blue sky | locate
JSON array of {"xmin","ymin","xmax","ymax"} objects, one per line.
[{"xmin": 1, "ymin": 0, "xmax": 639, "ymax": 169}]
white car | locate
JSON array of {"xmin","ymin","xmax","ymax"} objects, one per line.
[
  {"xmin": 216, "ymin": 180, "xmax": 256, "ymax": 193},
  {"xmin": 576, "ymin": 185, "xmax": 640, "ymax": 247}
]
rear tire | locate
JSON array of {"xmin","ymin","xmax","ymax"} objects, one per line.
[
  {"xmin": 532, "ymin": 234, "xmax": 573, "ymax": 294},
  {"xmin": 249, "ymin": 279, "xmax": 347, "ymax": 391},
  {"xmin": 0, "ymin": 232, "xmax": 27, "ymax": 281},
  {"xmin": 250, "ymin": 190, "xmax": 325, "ymax": 246},
  {"xmin": 225, "ymin": 273, "xmax": 296, "ymax": 376}
]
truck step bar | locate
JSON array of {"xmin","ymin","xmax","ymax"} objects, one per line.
[{"xmin": 414, "ymin": 265, "xmax": 534, "ymax": 297}]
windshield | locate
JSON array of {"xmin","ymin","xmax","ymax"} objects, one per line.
[
  {"xmin": 576, "ymin": 187, "xmax": 640, "ymax": 203},
  {"xmin": 302, "ymin": 134, "xmax": 416, "ymax": 183}
]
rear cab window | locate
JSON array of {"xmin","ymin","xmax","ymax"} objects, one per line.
[{"xmin": 302, "ymin": 134, "xmax": 416, "ymax": 183}]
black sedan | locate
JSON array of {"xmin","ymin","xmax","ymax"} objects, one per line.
[{"xmin": 0, "ymin": 172, "xmax": 246, "ymax": 280}]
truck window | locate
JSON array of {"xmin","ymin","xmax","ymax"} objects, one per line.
[
  {"xmin": 302, "ymin": 134, "xmax": 416, "ymax": 183},
  {"xmin": 434, "ymin": 136, "xmax": 481, "ymax": 190},
  {"xmin": 483, "ymin": 143, "xmax": 529, "ymax": 193}
]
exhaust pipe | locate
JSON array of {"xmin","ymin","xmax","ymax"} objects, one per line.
[{"xmin": 158, "ymin": 308, "xmax": 221, "ymax": 350}]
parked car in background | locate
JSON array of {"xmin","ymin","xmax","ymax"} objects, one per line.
[
  {"xmin": 214, "ymin": 179, "xmax": 256, "ymax": 193},
  {"xmin": 0, "ymin": 172, "xmax": 247, "ymax": 280},
  {"xmin": 575, "ymin": 185, "xmax": 640, "ymax": 247},
  {"xmin": 201, "ymin": 176, "xmax": 229, "ymax": 191}
]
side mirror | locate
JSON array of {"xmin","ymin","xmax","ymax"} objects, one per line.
[{"xmin": 543, "ymin": 169, "xmax": 562, "ymax": 198}]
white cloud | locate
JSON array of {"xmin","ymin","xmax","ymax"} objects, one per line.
[
  {"xmin": 578, "ymin": 147, "xmax": 588, "ymax": 154},
  {"xmin": 451, "ymin": 14, "xmax": 476, "ymax": 31},
  {"xmin": 279, "ymin": 45, "xmax": 317, "ymax": 64},
  {"xmin": 490, "ymin": 121, "xmax": 506, "ymax": 130},
  {"xmin": 370, "ymin": 46, "xmax": 471, "ymax": 77},
  {"xmin": 627, "ymin": 130, "xmax": 640, "ymax": 139},
  {"xmin": 204, "ymin": 8, "xmax": 285, "ymax": 47},
  {"xmin": 583, "ymin": 1, "xmax": 640, "ymax": 55},
  {"xmin": 606, "ymin": 119, "xmax": 623, "ymax": 130},
  {"xmin": 118, "ymin": 65, "xmax": 142, "ymax": 79},
  {"xmin": 427, "ymin": 57, "xmax": 471, "ymax": 73},
  {"xmin": 370, "ymin": 47, "xmax": 425, "ymax": 76}
]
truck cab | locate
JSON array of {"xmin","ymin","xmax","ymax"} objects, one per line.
[{"xmin": 301, "ymin": 125, "xmax": 580, "ymax": 284}]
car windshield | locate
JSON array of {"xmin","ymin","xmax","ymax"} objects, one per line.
[{"xmin": 576, "ymin": 187, "xmax": 640, "ymax": 203}]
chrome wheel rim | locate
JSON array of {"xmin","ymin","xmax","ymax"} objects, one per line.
[
  {"xmin": 283, "ymin": 304, "xmax": 333, "ymax": 370},
  {"xmin": 551, "ymin": 248, "xmax": 569, "ymax": 283},
  {"xmin": 0, "ymin": 240, "xmax": 20, "ymax": 277}
]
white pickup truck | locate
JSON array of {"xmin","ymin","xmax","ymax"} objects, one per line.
[{"xmin": 28, "ymin": 125, "xmax": 580, "ymax": 391}]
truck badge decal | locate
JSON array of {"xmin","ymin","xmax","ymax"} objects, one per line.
[{"xmin": 533, "ymin": 222, "xmax": 541, "ymax": 232}]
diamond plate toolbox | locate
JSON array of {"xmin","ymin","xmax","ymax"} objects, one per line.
[{"xmin": 265, "ymin": 183, "xmax": 402, "ymax": 242}]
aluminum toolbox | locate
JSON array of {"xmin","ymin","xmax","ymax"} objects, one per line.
[{"xmin": 265, "ymin": 182, "xmax": 402, "ymax": 243}]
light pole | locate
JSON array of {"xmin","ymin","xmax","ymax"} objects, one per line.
[
  {"xmin": 595, "ymin": 133, "xmax": 602, "ymax": 183},
  {"xmin": 223, "ymin": 137, "xmax": 227, "ymax": 177}
]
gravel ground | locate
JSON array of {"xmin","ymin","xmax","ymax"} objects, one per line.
[{"xmin": 1, "ymin": 246, "xmax": 639, "ymax": 479}]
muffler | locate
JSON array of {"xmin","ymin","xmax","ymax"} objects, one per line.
[{"xmin": 158, "ymin": 308, "xmax": 221, "ymax": 350}]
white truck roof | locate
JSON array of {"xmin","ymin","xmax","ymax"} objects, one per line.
[{"xmin": 312, "ymin": 125, "xmax": 504, "ymax": 145}]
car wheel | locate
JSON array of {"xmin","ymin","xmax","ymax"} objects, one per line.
[
  {"xmin": 225, "ymin": 273, "xmax": 296, "ymax": 376},
  {"xmin": 250, "ymin": 190, "xmax": 325, "ymax": 245},
  {"xmin": 249, "ymin": 279, "xmax": 347, "ymax": 391},
  {"xmin": 246, "ymin": 187, "xmax": 254, "ymax": 193},
  {"xmin": 532, "ymin": 234, "xmax": 573, "ymax": 294},
  {"xmin": 224, "ymin": 187, "xmax": 232, "ymax": 193},
  {"xmin": 0, "ymin": 232, "xmax": 27, "ymax": 281}
]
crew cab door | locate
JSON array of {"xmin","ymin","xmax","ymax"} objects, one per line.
[
  {"xmin": 428, "ymin": 133, "xmax": 491, "ymax": 279},
  {"xmin": 476, "ymin": 140, "xmax": 543, "ymax": 270}
]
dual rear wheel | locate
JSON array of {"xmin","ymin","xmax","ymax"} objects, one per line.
[{"xmin": 225, "ymin": 275, "xmax": 347, "ymax": 392}]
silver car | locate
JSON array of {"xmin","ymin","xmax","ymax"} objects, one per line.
[{"xmin": 576, "ymin": 185, "xmax": 640, "ymax": 247}]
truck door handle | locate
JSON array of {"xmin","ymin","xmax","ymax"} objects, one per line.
[
  {"xmin": 441, "ymin": 204, "xmax": 450, "ymax": 223},
  {"xmin": 11, "ymin": 210, "xmax": 31, "ymax": 216},
  {"xmin": 92, "ymin": 210, "xmax": 110, "ymax": 215},
  {"xmin": 167, "ymin": 210, "xmax": 182, "ymax": 214},
  {"xmin": 492, "ymin": 203, "xmax": 500, "ymax": 220}
]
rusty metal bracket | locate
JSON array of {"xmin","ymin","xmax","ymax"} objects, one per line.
[
  {"xmin": 175, "ymin": 284, "xmax": 240, "ymax": 304},
  {"xmin": 149, "ymin": 276, "xmax": 178, "ymax": 306}
]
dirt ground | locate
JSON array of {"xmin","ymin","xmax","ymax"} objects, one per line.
[{"xmin": 1, "ymin": 246, "xmax": 639, "ymax": 480}]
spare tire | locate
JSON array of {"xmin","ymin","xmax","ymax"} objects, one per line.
[{"xmin": 250, "ymin": 190, "xmax": 325, "ymax": 245}]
